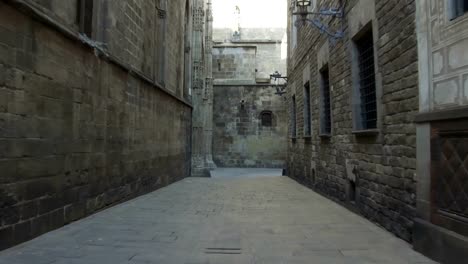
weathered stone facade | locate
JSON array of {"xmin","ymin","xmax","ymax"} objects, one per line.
[
  {"xmin": 212, "ymin": 24, "xmax": 288, "ymax": 168},
  {"xmin": 213, "ymin": 85, "xmax": 287, "ymax": 168},
  {"xmin": 286, "ymin": 0, "xmax": 419, "ymax": 241},
  {"xmin": 191, "ymin": 0, "xmax": 216, "ymax": 177},
  {"xmin": 414, "ymin": 1, "xmax": 468, "ymax": 262},
  {"xmin": 0, "ymin": 0, "xmax": 192, "ymax": 249}
]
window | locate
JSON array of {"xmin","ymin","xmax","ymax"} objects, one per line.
[
  {"xmin": 320, "ymin": 67, "xmax": 332, "ymax": 135},
  {"xmin": 303, "ymin": 82, "xmax": 311, "ymax": 137},
  {"xmin": 355, "ymin": 29, "xmax": 377, "ymax": 130},
  {"xmin": 449, "ymin": 0, "xmax": 468, "ymax": 20},
  {"xmin": 291, "ymin": 95, "xmax": 297, "ymax": 138},
  {"xmin": 261, "ymin": 111, "xmax": 273, "ymax": 127},
  {"xmin": 349, "ymin": 180, "xmax": 357, "ymax": 203},
  {"xmin": 78, "ymin": 0, "xmax": 94, "ymax": 37},
  {"xmin": 155, "ymin": 0, "xmax": 167, "ymax": 85}
]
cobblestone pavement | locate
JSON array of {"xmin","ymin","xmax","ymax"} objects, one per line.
[{"xmin": 0, "ymin": 170, "xmax": 437, "ymax": 263}]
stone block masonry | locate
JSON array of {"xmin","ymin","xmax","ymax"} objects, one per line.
[
  {"xmin": 213, "ymin": 85, "xmax": 288, "ymax": 168},
  {"xmin": 286, "ymin": 0, "xmax": 419, "ymax": 242},
  {"xmin": 0, "ymin": 1, "xmax": 191, "ymax": 250},
  {"xmin": 211, "ymin": 26, "xmax": 288, "ymax": 169}
]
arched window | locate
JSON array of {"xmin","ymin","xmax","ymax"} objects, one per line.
[{"xmin": 261, "ymin": 111, "xmax": 273, "ymax": 127}]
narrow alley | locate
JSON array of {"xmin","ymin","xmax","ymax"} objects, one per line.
[
  {"xmin": 2, "ymin": 0, "xmax": 468, "ymax": 263},
  {"xmin": 0, "ymin": 170, "xmax": 435, "ymax": 264}
]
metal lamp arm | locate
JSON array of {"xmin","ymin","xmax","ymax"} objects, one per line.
[
  {"xmin": 292, "ymin": 9, "xmax": 343, "ymax": 18},
  {"xmin": 295, "ymin": 18, "xmax": 344, "ymax": 39}
]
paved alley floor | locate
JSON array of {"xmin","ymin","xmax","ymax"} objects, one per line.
[
  {"xmin": 210, "ymin": 168, "xmax": 283, "ymax": 178},
  {"xmin": 0, "ymin": 172, "xmax": 437, "ymax": 263}
]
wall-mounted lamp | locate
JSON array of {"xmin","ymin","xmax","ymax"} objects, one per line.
[
  {"xmin": 270, "ymin": 71, "xmax": 288, "ymax": 96},
  {"xmin": 292, "ymin": 0, "xmax": 345, "ymax": 41}
]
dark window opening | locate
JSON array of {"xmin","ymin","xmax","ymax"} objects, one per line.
[
  {"xmin": 349, "ymin": 180, "xmax": 356, "ymax": 202},
  {"xmin": 321, "ymin": 67, "xmax": 332, "ymax": 135},
  {"xmin": 311, "ymin": 168, "xmax": 316, "ymax": 185},
  {"xmin": 291, "ymin": 96, "xmax": 297, "ymax": 138},
  {"xmin": 78, "ymin": 0, "xmax": 94, "ymax": 37},
  {"xmin": 450, "ymin": 0, "xmax": 468, "ymax": 20},
  {"xmin": 356, "ymin": 29, "xmax": 377, "ymax": 130},
  {"xmin": 303, "ymin": 82, "xmax": 311, "ymax": 136},
  {"xmin": 261, "ymin": 112, "xmax": 273, "ymax": 127}
]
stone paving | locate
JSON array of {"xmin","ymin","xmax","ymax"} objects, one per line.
[
  {"xmin": 0, "ymin": 170, "xmax": 437, "ymax": 263},
  {"xmin": 210, "ymin": 168, "xmax": 283, "ymax": 179}
]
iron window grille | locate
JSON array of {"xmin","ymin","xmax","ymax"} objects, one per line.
[
  {"xmin": 320, "ymin": 67, "xmax": 332, "ymax": 135},
  {"xmin": 261, "ymin": 112, "xmax": 273, "ymax": 127},
  {"xmin": 356, "ymin": 30, "xmax": 377, "ymax": 130},
  {"xmin": 291, "ymin": 96, "xmax": 297, "ymax": 138},
  {"xmin": 303, "ymin": 82, "xmax": 311, "ymax": 137}
]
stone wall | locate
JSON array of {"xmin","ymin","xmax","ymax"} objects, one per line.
[
  {"xmin": 212, "ymin": 46, "xmax": 257, "ymax": 84},
  {"xmin": 213, "ymin": 27, "xmax": 288, "ymax": 82},
  {"xmin": 413, "ymin": 1, "xmax": 468, "ymax": 262},
  {"xmin": 212, "ymin": 26, "xmax": 288, "ymax": 169},
  {"xmin": 416, "ymin": 1, "xmax": 468, "ymax": 111},
  {"xmin": 254, "ymin": 42, "xmax": 287, "ymax": 81},
  {"xmin": 0, "ymin": 1, "xmax": 191, "ymax": 249},
  {"xmin": 213, "ymin": 85, "xmax": 287, "ymax": 168},
  {"xmin": 28, "ymin": 0, "xmax": 187, "ymax": 97},
  {"xmin": 286, "ymin": 0, "xmax": 419, "ymax": 241},
  {"xmin": 213, "ymin": 28, "xmax": 286, "ymax": 42}
]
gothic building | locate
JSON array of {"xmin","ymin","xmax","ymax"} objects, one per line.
[
  {"xmin": 286, "ymin": 0, "xmax": 468, "ymax": 262},
  {"xmin": 413, "ymin": 1, "xmax": 468, "ymax": 262},
  {"xmin": 0, "ymin": 0, "xmax": 192, "ymax": 249},
  {"xmin": 211, "ymin": 6, "xmax": 289, "ymax": 168},
  {"xmin": 191, "ymin": 0, "xmax": 217, "ymax": 177}
]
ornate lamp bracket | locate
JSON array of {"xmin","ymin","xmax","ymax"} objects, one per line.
[
  {"xmin": 270, "ymin": 71, "xmax": 288, "ymax": 96},
  {"xmin": 292, "ymin": 0, "xmax": 345, "ymax": 42}
]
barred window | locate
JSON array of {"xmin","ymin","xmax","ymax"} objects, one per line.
[
  {"xmin": 303, "ymin": 82, "xmax": 311, "ymax": 137},
  {"xmin": 77, "ymin": 0, "xmax": 94, "ymax": 38},
  {"xmin": 320, "ymin": 67, "xmax": 332, "ymax": 135},
  {"xmin": 291, "ymin": 95, "xmax": 297, "ymax": 138},
  {"xmin": 261, "ymin": 111, "xmax": 273, "ymax": 127},
  {"xmin": 356, "ymin": 29, "xmax": 377, "ymax": 130},
  {"xmin": 449, "ymin": 0, "xmax": 468, "ymax": 20}
]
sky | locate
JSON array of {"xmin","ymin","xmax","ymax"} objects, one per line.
[{"xmin": 212, "ymin": 0, "xmax": 287, "ymax": 29}]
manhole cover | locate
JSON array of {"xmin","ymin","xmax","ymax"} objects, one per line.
[{"xmin": 204, "ymin": 248, "xmax": 242, "ymax": 255}]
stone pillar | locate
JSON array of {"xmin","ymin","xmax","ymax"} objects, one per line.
[
  {"xmin": 203, "ymin": 0, "xmax": 216, "ymax": 169},
  {"xmin": 191, "ymin": 0, "xmax": 215, "ymax": 177}
]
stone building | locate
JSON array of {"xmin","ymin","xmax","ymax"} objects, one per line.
[
  {"xmin": 0, "ymin": 0, "xmax": 192, "ymax": 249},
  {"xmin": 286, "ymin": 0, "xmax": 468, "ymax": 262},
  {"xmin": 286, "ymin": 0, "xmax": 419, "ymax": 241},
  {"xmin": 413, "ymin": 0, "xmax": 468, "ymax": 262},
  {"xmin": 211, "ymin": 7, "xmax": 288, "ymax": 168}
]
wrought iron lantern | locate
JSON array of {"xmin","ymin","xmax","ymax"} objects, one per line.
[
  {"xmin": 292, "ymin": 0, "xmax": 344, "ymax": 41},
  {"xmin": 295, "ymin": 0, "xmax": 311, "ymax": 21},
  {"xmin": 296, "ymin": 0, "xmax": 312, "ymax": 7},
  {"xmin": 270, "ymin": 71, "xmax": 288, "ymax": 96}
]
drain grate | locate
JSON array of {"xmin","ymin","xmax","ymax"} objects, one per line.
[{"xmin": 204, "ymin": 248, "xmax": 242, "ymax": 255}]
